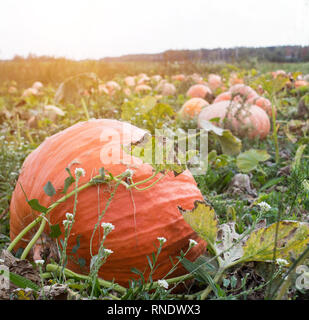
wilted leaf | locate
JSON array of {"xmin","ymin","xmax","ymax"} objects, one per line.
[
  {"xmin": 199, "ymin": 119, "xmax": 242, "ymax": 156},
  {"xmin": 236, "ymin": 149, "xmax": 270, "ymax": 173},
  {"xmin": 180, "ymin": 201, "xmax": 218, "ymax": 253},
  {"xmin": 240, "ymin": 221, "xmax": 309, "ymax": 264},
  {"xmin": 127, "ymin": 134, "xmax": 187, "ymax": 175}
]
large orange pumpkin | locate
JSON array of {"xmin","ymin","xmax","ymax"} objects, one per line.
[
  {"xmin": 10, "ymin": 119, "xmax": 206, "ymax": 286},
  {"xmin": 198, "ymin": 101, "xmax": 270, "ymax": 139}
]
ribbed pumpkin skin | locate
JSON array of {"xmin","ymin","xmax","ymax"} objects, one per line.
[
  {"xmin": 197, "ymin": 101, "xmax": 270, "ymax": 139},
  {"xmin": 10, "ymin": 119, "xmax": 206, "ymax": 285}
]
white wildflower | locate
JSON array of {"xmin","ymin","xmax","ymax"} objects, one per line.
[
  {"xmin": 124, "ymin": 168, "xmax": 134, "ymax": 178},
  {"xmin": 35, "ymin": 259, "xmax": 45, "ymax": 266},
  {"xmin": 157, "ymin": 237, "xmax": 167, "ymax": 244},
  {"xmin": 65, "ymin": 212, "xmax": 74, "ymax": 221},
  {"xmin": 276, "ymin": 258, "xmax": 289, "ymax": 266},
  {"xmin": 101, "ymin": 222, "xmax": 115, "ymax": 235},
  {"xmin": 189, "ymin": 239, "xmax": 198, "ymax": 248},
  {"xmin": 157, "ymin": 279, "xmax": 169, "ymax": 289},
  {"xmin": 63, "ymin": 219, "xmax": 72, "ymax": 227},
  {"xmin": 0, "ymin": 258, "xmax": 4, "ymax": 264},
  {"xmin": 104, "ymin": 249, "xmax": 113, "ymax": 256},
  {"xmin": 258, "ymin": 201, "xmax": 271, "ymax": 212},
  {"xmin": 75, "ymin": 167, "xmax": 86, "ymax": 178}
]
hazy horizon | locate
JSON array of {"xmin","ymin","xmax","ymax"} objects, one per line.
[{"xmin": 0, "ymin": 0, "xmax": 308, "ymax": 60}]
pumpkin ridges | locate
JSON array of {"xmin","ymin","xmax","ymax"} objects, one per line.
[{"xmin": 10, "ymin": 119, "xmax": 206, "ymax": 286}]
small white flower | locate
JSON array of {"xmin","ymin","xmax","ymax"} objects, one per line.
[
  {"xmin": 75, "ymin": 167, "xmax": 86, "ymax": 178},
  {"xmin": 276, "ymin": 258, "xmax": 289, "ymax": 266},
  {"xmin": 65, "ymin": 212, "xmax": 74, "ymax": 220},
  {"xmin": 157, "ymin": 237, "xmax": 167, "ymax": 244},
  {"xmin": 63, "ymin": 219, "xmax": 72, "ymax": 227},
  {"xmin": 124, "ymin": 168, "xmax": 134, "ymax": 178},
  {"xmin": 35, "ymin": 259, "xmax": 45, "ymax": 266},
  {"xmin": 0, "ymin": 258, "xmax": 4, "ymax": 264},
  {"xmin": 104, "ymin": 248, "xmax": 113, "ymax": 256},
  {"xmin": 189, "ymin": 239, "xmax": 198, "ymax": 248},
  {"xmin": 101, "ymin": 222, "xmax": 115, "ymax": 235},
  {"xmin": 157, "ymin": 279, "xmax": 169, "ymax": 289},
  {"xmin": 258, "ymin": 201, "xmax": 271, "ymax": 212}
]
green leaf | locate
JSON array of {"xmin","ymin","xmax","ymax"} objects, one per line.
[
  {"xmin": 199, "ymin": 119, "xmax": 242, "ymax": 156},
  {"xmin": 49, "ymin": 224, "xmax": 62, "ymax": 238},
  {"xmin": 3, "ymin": 271, "xmax": 40, "ymax": 291},
  {"xmin": 43, "ymin": 181, "xmax": 56, "ymax": 197},
  {"xmin": 236, "ymin": 149, "xmax": 270, "ymax": 173},
  {"xmin": 260, "ymin": 177, "xmax": 284, "ymax": 191},
  {"xmin": 27, "ymin": 199, "xmax": 48, "ymax": 213},
  {"xmin": 127, "ymin": 134, "xmax": 187, "ymax": 175},
  {"xmin": 292, "ymin": 144, "xmax": 307, "ymax": 170},
  {"xmin": 62, "ymin": 168, "xmax": 75, "ymax": 194}
]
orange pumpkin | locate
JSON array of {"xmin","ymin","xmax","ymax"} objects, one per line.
[
  {"xmin": 10, "ymin": 120, "xmax": 206, "ymax": 286},
  {"xmin": 172, "ymin": 74, "xmax": 186, "ymax": 82},
  {"xmin": 295, "ymin": 80, "xmax": 309, "ymax": 88},
  {"xmin": 105, "ymin": 81, "xmax": 121, "ymax": 95},
  {"xmin": 214, "ymin": 92, "xmax": 243, "ymax": 104},
  {"xmin": 246, "ymin": 96, "xmax": 274, "ymax": 117},
  {"xmin": 198, "ymin": 101, "xmax": 270, "ymax": 139},
  {"xmin": 159, "ymin": 83, "xmax": 176, "ymax": 96},
  {"xmin": 135, "ymin": 84, "xmax": 152, "ymax": 93},
  {"xmin": 124, "ymin": 76, "xmax": 136, "ymax": 87},
  {"xmin": 186, "ymin": 84, "xmax": 212, "ymax": 99},
  {"xmin": 179, "ymin": 98, "xmax": 209, "ymax": 119},
  {"xmin": 228, "ymin": 73, "xmax": 244, "ymax": 86},
  {"xmin": 208, "ymin": 74, "xmax": 222, "ymax": 91},
  {"xmin": 271, "ymin": 70, "xmax": 287, "ymax": 78}
]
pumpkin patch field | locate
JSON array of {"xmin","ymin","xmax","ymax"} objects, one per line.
[{"xmin": 1, "ymin": 60, "xmax": 309, "ymax": 300}]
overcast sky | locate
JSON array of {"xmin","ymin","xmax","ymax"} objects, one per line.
[{"xmin": 0, "ymin": 0, "xmax": 308, "ymax": 60}]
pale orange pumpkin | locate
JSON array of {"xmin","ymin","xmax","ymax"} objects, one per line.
[
  {"xmin": 135, "ymin": 84, "xmax": 152, "ymax": 93},
  {"xmin": 179, "ymin": 98, "xmax": 209, "ymax": 119},
  {"xmin": 198, "ymin": 100, "xmax": 270, "ymax": 139},
  {"xmin": 124, "ymin": 76, "xmax": 136, "ymax": 87},
  {"xmin": 295, "ymin": 80, "xmax": 309, "ymax": 88},
  {"xmin": 159, "ymin": 83, "xmax": 176, "ymax": 96},
  {"xmin": 172, "ymin": 74, "xmax": 186, "ymax": 82},
  {"xmin": 186, "ymin": 84, "xmax": 212, "ymax": 99},
  {"xmin": 208, "ymin": 74, "xmax": 222, "ymax": 91}
]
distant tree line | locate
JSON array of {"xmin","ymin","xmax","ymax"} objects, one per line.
[{"xmin": 102, "ymin": 46, "xmax": 309, "ymax": 63}]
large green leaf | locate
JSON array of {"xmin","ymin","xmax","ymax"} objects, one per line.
[
  {"xmin": 236, "ymin": 149, "xmax": 270, "ymax": 173},
  {"xmin": 180, "ymin": 201, "xmax": 309, "ymax": 270},
  {"xmin": 240, "ymin": 221, "xmax": 309, "ymax": 264},
  {"xmin": 199, "ymin": 119, "xmax": 242, "ymax": 156}
]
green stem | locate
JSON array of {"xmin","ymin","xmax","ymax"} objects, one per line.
[
  {"xmin": 46, "ymin": 264, "xmax": 127, "ymax": 295},
  {"xmin": 133, "ymin": 173, "xmax": 166, "ymax": 191},
  {"xmin": 21, "ymin": 218, "xmax": 47, "ymax": 259},
  {"xmin": 8, "ymin": 174, "xmax": 104, "ymax": 254},
  {"xmin": 81, "ymin": 98, "xmax": 90, "ymax": 121},
  {"xmin": 129, "ymin": 170, "xmax": 159, "ymax": 188},
  {"xmin": 271, "ymin": 95, "xmax": 280, "ymax": 164}
]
